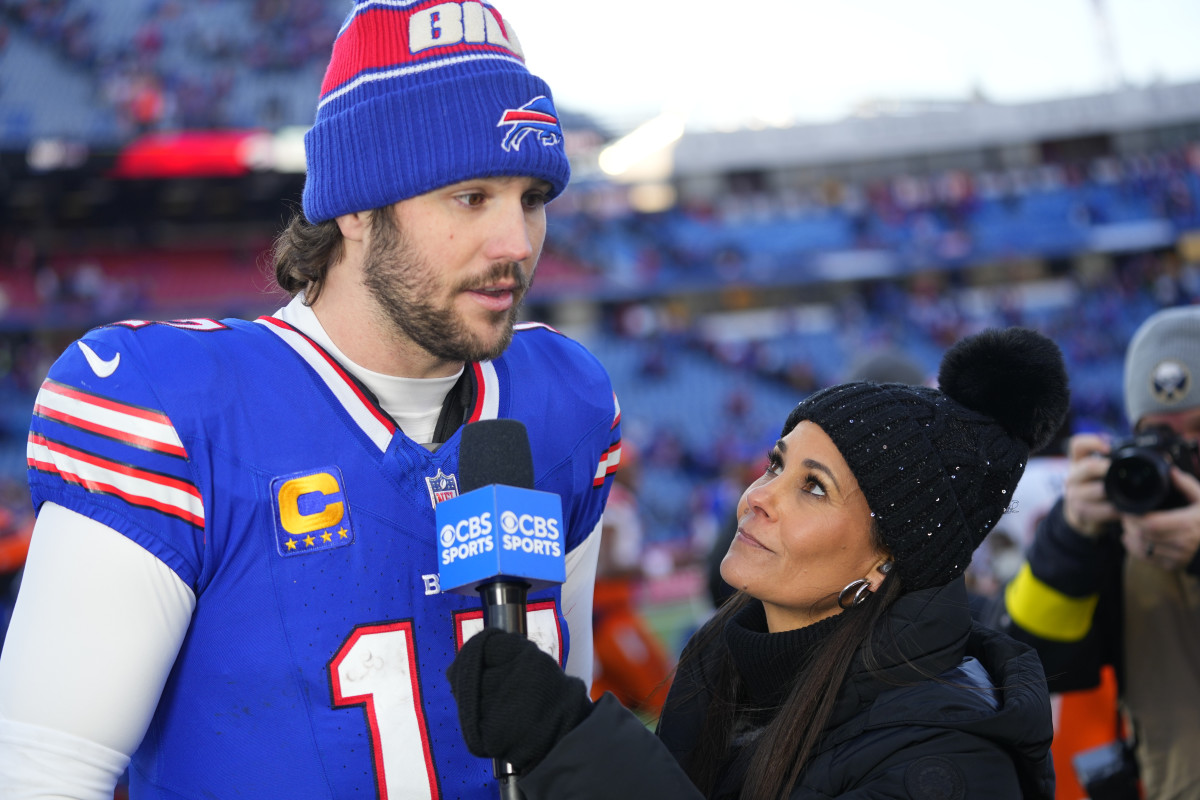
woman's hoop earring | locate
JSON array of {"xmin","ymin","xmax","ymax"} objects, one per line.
[{"xmin": 838, "ymin": 578, "xmax": 873, "ymax": 609}]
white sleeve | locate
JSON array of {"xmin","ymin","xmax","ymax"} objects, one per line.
[
  {"xmin": 560, "ymin": 518, "xmax": 602, "ymax": 688},
  {"xmin": 0, "ymin": 719, "xmax": 128, "ymax": 800},
  {"xmin": 0, "ymin": 502, "xmax": 195, "ymax": 797}
]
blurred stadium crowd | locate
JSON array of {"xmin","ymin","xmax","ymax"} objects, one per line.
[
  {"xmin": 0, "ymin": 0, "xmax": 340, "ymax": 138},
  {"xmin": 1, "ymin": 0, "xmax": 1199, "ymax": 659}
]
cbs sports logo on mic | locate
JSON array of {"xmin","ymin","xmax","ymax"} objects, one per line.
[{"xmin": 437, "ymin": 484, "xmax": 565, "ymax": 594}]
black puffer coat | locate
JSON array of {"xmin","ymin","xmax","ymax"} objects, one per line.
[{"xmin": 519, "ymin": 578, "xmax": 1055, "ymax": 799}]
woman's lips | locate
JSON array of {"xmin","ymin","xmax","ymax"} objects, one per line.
[{"xmin": 735, "ymin": 529, "xmax": 770, "ymax": 551}]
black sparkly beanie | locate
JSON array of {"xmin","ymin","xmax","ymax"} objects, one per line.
[{"xmin": 786, "ymin": 328, "xmax": 1070, "ymax": 592}]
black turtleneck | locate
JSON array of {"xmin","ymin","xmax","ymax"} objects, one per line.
[{"xmin": 722, "ymin": 601, "xmax": 848, "ymax": 709}]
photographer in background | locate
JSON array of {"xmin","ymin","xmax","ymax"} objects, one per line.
[{"xmin": 1002, "ymin": 306, "xmax": 1200, "ymax": 800}]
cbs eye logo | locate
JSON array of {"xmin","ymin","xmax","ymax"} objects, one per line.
[
  {"xmin": 440, "ymin": 525, "xmax": 456, "ymax": 547},
  {"xmin": 501, "ymin": 510, "xmax": 519, "ymax": 534}
]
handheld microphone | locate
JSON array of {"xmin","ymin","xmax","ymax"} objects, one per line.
[{"xmin": 437, "ymin": 419, "xmax": 565, "ymax": 798}]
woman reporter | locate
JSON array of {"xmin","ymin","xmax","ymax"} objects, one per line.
[{"xmin": 449, "ymin": 327, "xmax": 1068, "ymax": 800}]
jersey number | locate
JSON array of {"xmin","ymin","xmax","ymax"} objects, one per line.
[{"xmin": 328, "ymin": 603, "xmax": 563, "ymax": 800}]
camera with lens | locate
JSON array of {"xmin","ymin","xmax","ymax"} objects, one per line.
[{"xmin": 1103, "ymin": 425, "xmax": 1200, "ymax": 514}]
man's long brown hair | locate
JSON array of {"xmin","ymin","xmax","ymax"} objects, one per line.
[{"xmin": 271, "ymin": 210, "xmax": 345, "ymax": 303}]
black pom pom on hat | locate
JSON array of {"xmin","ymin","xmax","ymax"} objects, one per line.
[
  {"xmin": 937, "ymin": 327, "xmax": 1070, "ymax": 453},
  {"xmin": 786, "ymin": 327, "xmax": 1070, "ymax": 593}
]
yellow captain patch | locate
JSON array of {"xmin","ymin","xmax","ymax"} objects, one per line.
[{"xmin": 271, "ymin": 467, "xmax": 354, "ymax": 557}]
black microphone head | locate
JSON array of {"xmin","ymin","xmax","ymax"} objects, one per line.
[{"xmin": 458, "ymin": 419, "xmax": 534, "ymax": 492}]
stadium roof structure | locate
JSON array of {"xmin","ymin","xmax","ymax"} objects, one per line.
[{"xmin": 603, "ymin": 80, "xmax": 1200, "ymax": 183}]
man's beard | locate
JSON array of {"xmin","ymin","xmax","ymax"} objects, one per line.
[{"xmin": 361, "ymin": 209, "xmax": 532, "ymax": 364}]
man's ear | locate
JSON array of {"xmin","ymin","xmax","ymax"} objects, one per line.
[{"xmin": 335, "ymin": 210, "xmax": 370, "ymax": 243}]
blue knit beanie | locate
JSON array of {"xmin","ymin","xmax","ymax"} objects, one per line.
[{"xmin": 302, "ymin": 1, "xmax": 572, "ymax": 224}]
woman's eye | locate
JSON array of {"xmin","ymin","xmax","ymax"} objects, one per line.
[
  {"xmin": 803, "ymin": 476, "xmax": 828, "ymax": 497},
  {"xmin": 458, "ymin": 192, "xmax": 485, "ymax": 206}
]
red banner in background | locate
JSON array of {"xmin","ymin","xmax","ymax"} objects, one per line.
[{"xmin": 109, "ymin": 130, "xmax": 272, "ymax": 179}]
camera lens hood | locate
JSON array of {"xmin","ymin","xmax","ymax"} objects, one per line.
[{"xmin": 1104, "ymin": 447, "xmax": 1173, "ymax": 514}]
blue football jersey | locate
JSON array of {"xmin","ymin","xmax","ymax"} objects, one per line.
[{"xmin": 26, "ymin": 315, "xmax": 621, "ymax": 799}]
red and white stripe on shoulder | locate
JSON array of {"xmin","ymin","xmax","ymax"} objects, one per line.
[
  {"xmin": 27, "ymin": 432, "xmax": 204, "ymax": 528},
  {"xmin": 593, "ymin": 441, "xmax": 622, "ymax": 488},
  {"xmin": 28, "ymin": 378, "xmax": 203, "ymax": 526},
  {"xmin": 33, "ymin": 379, "xmax": 187, "ymax": 458},
  {"xmin": 593, "ymin": 394, "xmax": 623, "ymax": 487}
]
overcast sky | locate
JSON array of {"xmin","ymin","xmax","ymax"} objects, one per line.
[{"xmin": 497, "ymin": 0, "xmax": 1200, "ymax": 133}]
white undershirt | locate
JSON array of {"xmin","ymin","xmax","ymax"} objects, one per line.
[
  {"xmin": 0, "ymin": 298, "xmax": 602, "ymax": 797},
  {"xmin": 277, "ymin": 296, "xmax": 460, "ymax": 446}
]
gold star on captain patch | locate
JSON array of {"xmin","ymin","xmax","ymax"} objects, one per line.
[
  {"xmin": 285, "ymin": 539, "xmax": 298, "ymax": 551},
  {"xmin": 338, "ymin": 528, "xmax": 349, "ymax": 539},
  {"xmin": 304, "ymin": 534, "xmax": 316, "ymax": 547},
  {"xmin": 321, "ymin": 531, "xmax": 333, "ymax": 543}
]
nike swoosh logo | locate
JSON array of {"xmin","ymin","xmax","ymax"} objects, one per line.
[{"xmin": 78, "ymin": 342, "xmax": 121, "ymax": 378}]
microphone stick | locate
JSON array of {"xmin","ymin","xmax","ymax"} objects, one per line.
[{"xmin": 457, "ymin": 419, "xmax": 537, "ymax": 800}]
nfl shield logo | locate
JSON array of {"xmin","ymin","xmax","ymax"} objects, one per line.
[{"xmin": 426, "ymin": 468, "xmax": 460, "ymax": 507}]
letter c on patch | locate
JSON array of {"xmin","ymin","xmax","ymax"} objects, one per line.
[{"xmin": 278, "ymin": 473, "xmax": 344, "ymax": 534}]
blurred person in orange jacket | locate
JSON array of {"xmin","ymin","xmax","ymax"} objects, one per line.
[{"xmin": 591, "ymin": 441, "xmax": 673, "ymax": 716}]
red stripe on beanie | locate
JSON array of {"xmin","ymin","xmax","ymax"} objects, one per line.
[
  {"xmin": 321, "ymin": 3, "xmax": 523, "ymax": 100},
  {"xmin": 500, "ymin": 110, "xmax": 557, "ymax": 124}
]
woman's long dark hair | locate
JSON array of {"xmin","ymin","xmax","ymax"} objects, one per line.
[{"xmin": 681, "ymin": 553, "xmax": 903, "ymax": 800}]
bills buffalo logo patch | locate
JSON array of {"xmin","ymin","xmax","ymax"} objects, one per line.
[{"xmin": 498, "ymin": 96, "xmax": 562, "ymax": 152}]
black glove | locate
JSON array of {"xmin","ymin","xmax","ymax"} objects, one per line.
[{"xmin": 447, "ymin": 627, "xmax": 593, "ymax": 772}]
